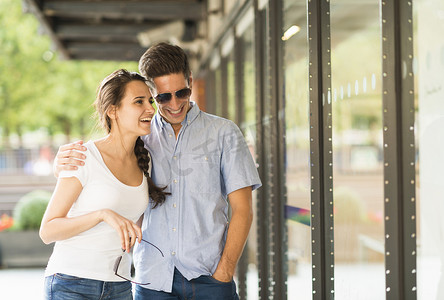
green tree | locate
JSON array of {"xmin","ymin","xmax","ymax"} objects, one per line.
[
  {"xmin": 0, "ymin": 0, "xmax": 51, "ymax": 146},
  {"xmin": 0, "ymin": 0, "xmax": 138, "ymax": 147}
]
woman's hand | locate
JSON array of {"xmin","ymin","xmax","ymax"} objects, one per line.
[{"xmin": 100, "ymin": 209, "xmax": 143, "ymax": 252}]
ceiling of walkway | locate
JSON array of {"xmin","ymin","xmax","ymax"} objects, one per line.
[{"xmin": 23, "ymin": 0, "xmax": 207, "ymax": 61}]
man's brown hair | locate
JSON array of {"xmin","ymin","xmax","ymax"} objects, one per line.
[{"xmin": 138, "ymin": 42, "xmax": 191, "ymax": 90}]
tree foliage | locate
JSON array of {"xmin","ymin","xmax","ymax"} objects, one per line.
[{"xmin": 0, "ymin": 0, "xmax": 138, "ymax": 146}]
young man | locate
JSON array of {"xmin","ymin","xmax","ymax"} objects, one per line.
[{"xmin": 54, "ymin": 42, "xmax": 261, "ymax": 299}]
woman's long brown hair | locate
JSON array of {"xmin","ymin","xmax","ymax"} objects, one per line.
[{"xmin": 95, "ymin": 69, "xmax": 169, "ymax": 207}]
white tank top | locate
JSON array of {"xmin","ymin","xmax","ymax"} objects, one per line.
[{"xmin": 45, "ymin": 140, "xmax": 149, "ymax": 281}]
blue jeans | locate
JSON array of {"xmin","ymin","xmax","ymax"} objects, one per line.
[
  {"xmin": 135, "ymin": 268, "xmax": 239, "ymax": 300},
  {"xmin": 44, "ymin": 273, "xmax": 133, "ymax": 300}
]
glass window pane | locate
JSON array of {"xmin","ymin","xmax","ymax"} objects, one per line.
[
  {"xmin": 415, "ymin": 1, "xmax": 444, "ymax": 299},
  {"xmin": 330, "ymin": 1, "xmax": 385, "ymax": 299},
  {"xmin": 235, "ymin": 15, "xmax": 260, "ymax": 300},
  {"xmin": 214, "ymin": 68, "xmax": 223, "ymax": 116},
  {"xmin": 283, "ymin": 0, "xmax": 312, "ymax": 298},
  {"xmin": 227, "ymin": 52, "xmax": 236, "ymax": 122}
]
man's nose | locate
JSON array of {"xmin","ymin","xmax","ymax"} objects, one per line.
[{"xmin": 169, "ymin": 95, "xmax": 182, "ymax": 109}]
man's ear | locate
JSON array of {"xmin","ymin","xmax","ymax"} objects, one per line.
[{"xmin": 188, "ymin": 73, "xmax": 193, "ymax": 89}]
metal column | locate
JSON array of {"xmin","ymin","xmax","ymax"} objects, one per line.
[
  {"xmin": 255, "ymin": 0, "xmax": 287, "ymax": 298},
  {"xmin": 308, "ymin": 0, "xmax": 335, "ymax": 299},
  {"xmin": 266, "ymin": 0, "xmax": 287, "ymax": 298},
  {"xmin": 254, "ymin": 3, "xmax": 270, "ymax": 299},
  {"xmin": 381, "ymin": 0, "xmax": 417, "ymax": 299}
]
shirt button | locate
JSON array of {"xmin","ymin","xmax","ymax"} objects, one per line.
[
  {"xmin": 171, "ymin": 251, "xmax": 176, "ymax": 256},
  {"xmin": 173, "ymin": 179, "xmax": 178, "ymax": 183},
  {"xmin": 169, "ymin": 134, "xmax": 173, "ymax": 138},
  {"xmin": 173, "ymin": 156, "xmax": 177, "ymax": 160},
  {"xmin": 172, "ymin": 227, "xmax": 176, "ymax": 232},
  {"xmin": 173, "ymin": 203, "xmax": 177, "ymax": 208}
]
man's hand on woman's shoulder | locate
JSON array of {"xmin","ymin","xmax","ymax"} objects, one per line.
[{"xmin": 53, "ymin": 140, "xmax": 88, "ymax": 178}]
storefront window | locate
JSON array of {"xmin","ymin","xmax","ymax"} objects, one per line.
[
  {"xmin": 210, "ymin": 51, "xmax": 223, "ymax": 116},
  {"xmin": 330, "ymin": 1, "xmax": 385, "ymax": 298},
  {"xmin": 221, "ymin": 33, "xmax": 236, "ymax": 121},
  {"xmin": 236, "ymin": 9, "xmax": 260, "ymax": 299},
  {"xmin": 415, "ymin": 1, "xmax": 444, "ymax": 299},
  {"xmin": 227, "ymin": 53, "xmax": 236, "ymax": 121},
  {"xmin": 283, "ymin": 0, "xmax": 312, "ymax": 298}
]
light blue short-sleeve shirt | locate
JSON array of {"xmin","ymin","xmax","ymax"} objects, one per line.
[{"xmin": 133, "ymin": 102, "xmax": 261, "ymax": 292}]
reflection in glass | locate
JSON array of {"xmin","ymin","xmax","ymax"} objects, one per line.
[
  {"xmin": 237, "ymin": 13, "xmax": 260, "ymax": 300},
  {"xmin": 415, "ymin": 1, "xmax": 444, "ymax": 299},
  {"xmin": 227, "ymin": 51, "xmax": 236, "ymax": 122},
  {"xmin": 214, "ymin": 68, "xmax": 223, "ymax": 116},
  {"xmin": 283, "ymin": 0, "xmax": 312, "ymax": 299},
  {"xmin": 331, "ymin": 1, "xmax": 385, "ymax": 299}
]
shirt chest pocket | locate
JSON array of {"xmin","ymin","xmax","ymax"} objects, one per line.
[{"xmin": 183, "ymin": 153, "xmax": 221, "ymax": 194}]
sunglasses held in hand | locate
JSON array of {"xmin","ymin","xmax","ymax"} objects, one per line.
[{"xmin": 113, "ymin": 238, "xmax": 164, "ymax": 285}]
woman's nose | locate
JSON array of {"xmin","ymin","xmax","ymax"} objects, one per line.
[{"xmin": 145, "ymin": 100, "xmax": 155, "ymax": 112}]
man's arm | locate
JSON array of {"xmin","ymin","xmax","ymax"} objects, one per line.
[
  {"xmin": 53, "ymin": 140, "xmax": 87, "ymax": 177},
  {"xmin": 212, "ymin": 186, "xmax": 253, "ymax": 282}
]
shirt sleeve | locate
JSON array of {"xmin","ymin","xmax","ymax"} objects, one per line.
[
  {"xmin": 220, "ymin": 121, "xmax": 262, "ymax": 196},
  {"xmin": 59, "ymin": 148, "xmax": 91, "ymax": 187}
]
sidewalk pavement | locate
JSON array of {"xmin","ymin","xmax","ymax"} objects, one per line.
[{"xmin": 0, "ymin": 268, "xmax": 45, "ymax": 299}]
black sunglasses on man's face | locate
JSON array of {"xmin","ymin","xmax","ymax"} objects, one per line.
[
  {"xmin": 113, "ymin": 238, "xmax": 164, "ymax": 285},
  {"xmin": 151, "ymin": 87, "xmax": 192, "ymax": 104}
]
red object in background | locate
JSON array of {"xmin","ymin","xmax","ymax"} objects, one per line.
[{"xmin": 0, "ymin": 214, "xmax": 14, "ymax": 231}]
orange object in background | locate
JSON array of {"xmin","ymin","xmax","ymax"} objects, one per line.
[{"xmin": 0, "ymin": 214, "xmax": 14, "ymax": 231}]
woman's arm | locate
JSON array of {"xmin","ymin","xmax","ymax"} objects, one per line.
[{"xmin": 39, "ymin": 177, "xmax": 142, "ymax": 252}]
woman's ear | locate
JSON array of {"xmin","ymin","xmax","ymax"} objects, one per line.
[{"xmin": 107, "ymin": 105, "xmax": 117, "ymax": 120}]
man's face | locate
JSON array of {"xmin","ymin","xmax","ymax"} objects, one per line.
[{"xmin": 151, "ymin": 73, "xmax": 192, "ymax": 126}]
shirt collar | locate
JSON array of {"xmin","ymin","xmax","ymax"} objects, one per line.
[{"xmin": 154, "ymin": 101, "xmax": 200, "ymax": 131}]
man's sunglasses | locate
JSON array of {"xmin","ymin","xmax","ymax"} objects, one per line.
[{"xmin": 151, "ymin": 87, "xmax": 192, "ymax": 104}]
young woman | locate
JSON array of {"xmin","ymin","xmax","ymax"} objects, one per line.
[{"xmin": 40, "ymin": 69, "xmax": 167, "ymax": 300}]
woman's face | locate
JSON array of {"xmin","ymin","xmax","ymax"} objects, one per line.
[{"xmin": 112, "ymin": 80, "xmax": 155, "ymax": 137}]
